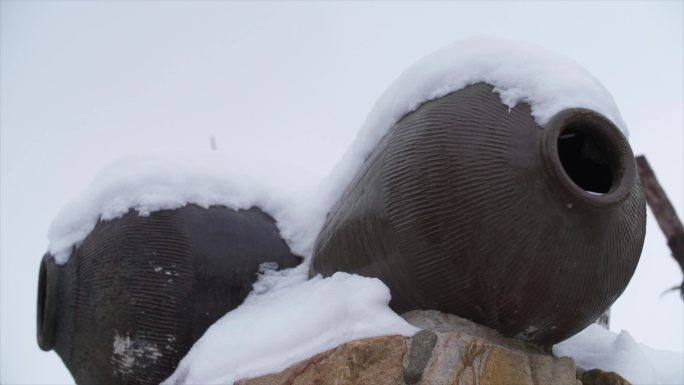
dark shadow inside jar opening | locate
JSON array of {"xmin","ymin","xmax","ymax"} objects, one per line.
[{"xmin": 557, "ymin": 125, "xmax": 617, "ymax": 194}]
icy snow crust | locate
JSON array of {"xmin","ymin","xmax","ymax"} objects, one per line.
[
  {"xmin": 555, "ymin": 324, "xmax": 684, "ymax": 385},
  {"xmin": 45, "ymin": 37, "xmax": 639, "ymax": 384},
  {"xmin": 161, "ymin": 268, "xmax": 419, "ymax": 385}
]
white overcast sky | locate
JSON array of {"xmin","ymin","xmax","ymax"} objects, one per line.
[{"xmin": 1, "ymin": 1, "xmax": 682, "ymax": 384}]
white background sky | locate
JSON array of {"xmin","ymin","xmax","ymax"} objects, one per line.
[{"xmin": 1, "ymin": 1, "xmax": 682, "ymax": 384}]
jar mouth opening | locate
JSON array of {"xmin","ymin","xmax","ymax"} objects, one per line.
[
  {"xmin": 37, "ymin": 254, "xmax": 57, "ymax": 351},
  {"xmin": 543, "ymin": 109, "xmax": 635, "ymax": 208}
]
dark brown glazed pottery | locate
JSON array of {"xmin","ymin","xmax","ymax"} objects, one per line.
[
  {"xmin": 310, "ymin": 83, "xmax": 646, "ymax": 345},
  {"xmin": 37, "ymin": 205, "xmax": 301, "ymax": 385}
]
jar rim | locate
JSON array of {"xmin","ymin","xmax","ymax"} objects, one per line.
[{"xmin": 541, "ymin": 109, "xmax": 636, "ymax": 209}]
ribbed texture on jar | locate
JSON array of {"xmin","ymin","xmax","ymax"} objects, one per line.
[{"xmin": 311, "ymin": 83, "xmax": 646, "ymax": 345}]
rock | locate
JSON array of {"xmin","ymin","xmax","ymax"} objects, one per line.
[
  {"xmin": 235, "ymin": 335, "xmax": 405, "ymax": 385},
  {"xmin": 403, "ymin": 330, "xmax": 438, "ymax": 384},
  {"xmin": 238, "ymin": 310, "xmax": 583, "ymax": 385},
  {"xmin": 580, "ymin": 369, "xmax": 632, "ymax": 385},
  {"xmin": 402, "ymin": 310, "xmax": 550, "ymax": 354}
]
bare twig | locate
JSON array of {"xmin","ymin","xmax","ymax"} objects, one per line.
[{"xmin": 635, "ymin": 155, "xmax": 684, "ymax": 298}]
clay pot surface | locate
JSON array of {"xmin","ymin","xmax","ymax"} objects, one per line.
[
  {"xmin": 38, "ymin": 205, "xmax": 301, "ymax": 385},
  {"xmin": 310, "ymin": 83, "xmax": 646, "ymax": 345}
]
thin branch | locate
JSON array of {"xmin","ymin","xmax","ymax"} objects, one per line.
[{"xmin": 635, "ymin": 155, "xmax": 684, "ymax": 298}]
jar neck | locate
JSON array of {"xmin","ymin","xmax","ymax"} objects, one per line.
[
  {"xmin": 540, "ymin": 109, "xmax": 636, "ymax": 209},
  {"xmin": 37, "ymin": 253, "xmax": 59, "ymax": 351}
]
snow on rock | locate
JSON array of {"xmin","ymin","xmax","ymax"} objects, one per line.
[
  {"xmin": 554, "ymin": 324, "xmax": 684, "ymax": 385},
  {"xmin": 161, "ymin": 268, "xmax": 419, "ymax": 385}
]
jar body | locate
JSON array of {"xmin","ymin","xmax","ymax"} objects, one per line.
[
  {"xmin": 38, "ymin": 205, "xmax": 301, "ymax": 385},
  {"xmin": 310, "ymin": 83, "xmax": 646, "ymax": 345}
]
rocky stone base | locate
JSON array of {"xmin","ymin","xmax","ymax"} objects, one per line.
[
  {"xmin": 237, "ymin": 310, "xmax": 628, "ymax": 385},
  {"xmin": 236, "ymin": 335, "xmax": 405, "ymax": 385}
]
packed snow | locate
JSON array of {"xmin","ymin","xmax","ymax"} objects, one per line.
[
  {"xmin": 162, "ymin": 267, "xmax": 419, "ymax": 385},
  {"xmin": 555, "ymin": 324, "xmax": 684, "ymax": 385},
  {"xmin": 46, "ymin": 151, "xmax": 319, "ymax": 264}
]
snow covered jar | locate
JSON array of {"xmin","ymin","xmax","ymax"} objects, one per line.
[
  {"xmin": 309, "ymin": 38, "xmax": 646, "ymax": 346},
  {"xmin": 37, "ymin": 204, "xmax": 301, "ymax": 385}
]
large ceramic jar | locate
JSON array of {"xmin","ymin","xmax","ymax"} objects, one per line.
[
  {"xmin": 310, "ymin": 83, "xmax": 646, "ymax": 345},
  {"xmin": 38, "ymin": 205, "xmax": 301, "ymax": 385}
]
